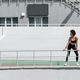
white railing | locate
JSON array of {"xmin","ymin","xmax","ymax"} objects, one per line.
[
  {"xmin": 0, "ymin": 24, "xmax": 80, "ymax": 27},
  {"xmin": 0, "ymin": 50, "xmax": 79, "ymax": 67}
]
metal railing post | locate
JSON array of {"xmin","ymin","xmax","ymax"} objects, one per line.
[
  {"xmin": 0, "ymin": 52, "xmax": 1, "ymax": 66},
  {"xmin": 33, "ymin": 51, "xmax": 35, "ymax": 66},
  {"xmin": 2, "ymin": 27, "xmax": 3, "ymax": 35},
  {"xmin": 50, "ymin": 51, "xmax": 52, "ymax": 66},
  {"xmin": 16, "ymin": 51, "xmax": 18, "ymax": 67},
  {"xmin": 68, "ymin": 56, "xmax": 69, "ymax": 66}
]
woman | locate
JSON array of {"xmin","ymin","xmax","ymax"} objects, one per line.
[{"xmin": 63, "ymin": 29, "xmax": 79, "ymax": 66}]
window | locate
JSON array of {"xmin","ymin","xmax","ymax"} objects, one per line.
[
  {"xmin": 0, "ymin": 17, "xmax": 18, "ymax": 27},
  {"xmin": 43, "ymin": 17, "xmax": 48, "ymax": 27},
  {"xmin": 0, "ymin": 18, "xmax": 5, "ymax": 26},
  {"xmin": 29, "ymin": 17, "xmax": 34, "ymax": 27},
  {"xmin": 36, "ymin": 17, "xmax": 41, "ymax": 27},
  {"xmin": 29, "ymin": 17, "xmax": 48, "ymax": 27},
  {"xmin": 13, "ymin": 17, "xmax": 18, "ymax": 26},
  {"xmin": 6, "ymin": 18, "xmax": 11, "ymax": 27}
]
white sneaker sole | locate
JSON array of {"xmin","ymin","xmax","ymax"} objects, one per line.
[
  {"xmin": 76, "ymin": 62, "xmax": 79, "ymax": 66},
  {"xmin": 64, "ymin": 64, "xmax": 67, "ymax": 66}
]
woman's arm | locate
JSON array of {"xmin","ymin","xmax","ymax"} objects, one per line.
[
  {"xmin": 76, "ymin": 37, "xmax": 79, "ymax": 51},
  {"xmin": 63, "ymin": 37, "xmax": 70, "ymax": 51}
]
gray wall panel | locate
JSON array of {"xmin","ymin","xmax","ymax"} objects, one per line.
[
  {"xmin": 27, "ymin": 4, "xmax": 48, "ymax": 16},
  {"xmin": 0, "ymin": 3, "xmax": 18, "ymax": 17}
]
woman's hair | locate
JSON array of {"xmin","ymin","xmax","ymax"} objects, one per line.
[{"xmin": 70, "ymin": 29, "xmax": 76, "ymax": 36}]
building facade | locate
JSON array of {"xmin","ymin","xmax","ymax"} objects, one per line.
[{"xmin": 0, "ymin": 0, "xmax": 80, "ymax": 27}]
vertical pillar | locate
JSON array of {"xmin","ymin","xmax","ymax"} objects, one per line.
[
  {"xmin": 17, "ymin": 52, "xmax": 18, "ymax": 67},
  {"xmin": 0, "ymin": 52, "xmax": 1, "ymax": 66},
  {"xmin": 50, "ymin": 51, "xmax": 52, "ymax": 66},
  {"xmin": 33, "ymin": 51, "xmax": 35, "ymax": 66}
]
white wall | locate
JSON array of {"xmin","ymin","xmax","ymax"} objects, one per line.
[{"xmin": 2, "ymin": 27, "xmax": 80, "ymax": 36}]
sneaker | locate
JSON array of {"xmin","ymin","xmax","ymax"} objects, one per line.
[
  {"xmin": 76, "ymin": 62, "xmax": 79, "ymax": 66},
  {"xmin": 64, "ymin": 62, "xmax": 67, "ymax": 66}
]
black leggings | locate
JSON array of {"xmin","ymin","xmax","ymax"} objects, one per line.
[{"xmin": 66, "ymin": 43, "xmax": 79, "ymax": 62}]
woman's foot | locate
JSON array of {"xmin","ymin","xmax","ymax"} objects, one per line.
[
  {"xmin": 76, "ymin": 62, "xmax": 79, "ymax": 66},
  {"xmin": 64, "ymin": 62, "xmax": 67, "ymax": 66}
]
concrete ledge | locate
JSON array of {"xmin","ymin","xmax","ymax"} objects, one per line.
[{"xmin": 0, "ymin": 66, "xmax": 80, "ymax": 70}]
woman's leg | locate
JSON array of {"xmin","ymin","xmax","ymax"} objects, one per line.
[
  {"xmin": 64, "ymin": 43, "xmax": 71, "ymax": 66},
  {"xmin": 66, "ymin": 50, "xmax": 71, "ymax": 62},
  {"xmin": 66, "ymin": 44, "xmax": 71, "ymax": 62},
  {"xmin": 64, "ymin": 48, "xmax": 71, "ymax": 66},
  {"xmin": 72, "ymin": 46, "xmax": 79, "ymax": 62}
]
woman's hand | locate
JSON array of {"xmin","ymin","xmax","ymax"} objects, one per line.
[
  {"xmin": 76, "ymin": 49, "xmax": 79, "ymax": 51},
  {"xmin": 63, "ymin": 48, "xmax": 66, "ymax": 51}
]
